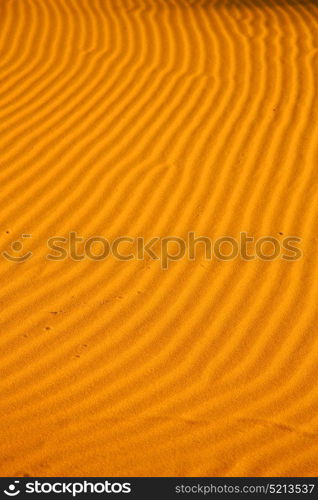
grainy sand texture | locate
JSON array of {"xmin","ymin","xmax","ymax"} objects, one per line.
[{"xmin": 1, "ymin": 0, "xmax": 318, "ymax": 477}]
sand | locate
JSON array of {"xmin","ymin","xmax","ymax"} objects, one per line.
[{"xmin": 0, "ymin": 0, "xmax": 318, "ymax": 477}]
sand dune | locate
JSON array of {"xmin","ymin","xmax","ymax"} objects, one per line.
[{"xmin": 1, "ymin": 0, "xmax": 318, "ymax": 477}]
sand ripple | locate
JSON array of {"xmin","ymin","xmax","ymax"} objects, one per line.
[{"xmin": 0, "ymin": 0, "xmax": 318, "ymax": 477}]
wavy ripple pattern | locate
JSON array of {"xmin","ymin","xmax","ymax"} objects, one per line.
[{"xmin": 0, "ymin": 0, "xmax": 318, "ymax": 477}]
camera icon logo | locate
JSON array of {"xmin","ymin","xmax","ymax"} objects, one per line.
[
  {"xmin": 4, "ymin": 481, "xmax": 20, "ymax": 496},
  {"xmin": 2, "ymin": 234, "xmax": 33, "ymax": 263}
]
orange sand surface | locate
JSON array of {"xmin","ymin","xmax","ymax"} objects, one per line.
[{"xmin": 1, "ymin": 0, "xmax": 318, "ymax": 477}]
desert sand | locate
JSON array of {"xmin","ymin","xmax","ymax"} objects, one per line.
[{"xmin": 0, "ymin": 0, "xmax": 318, "ymax": 477}]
